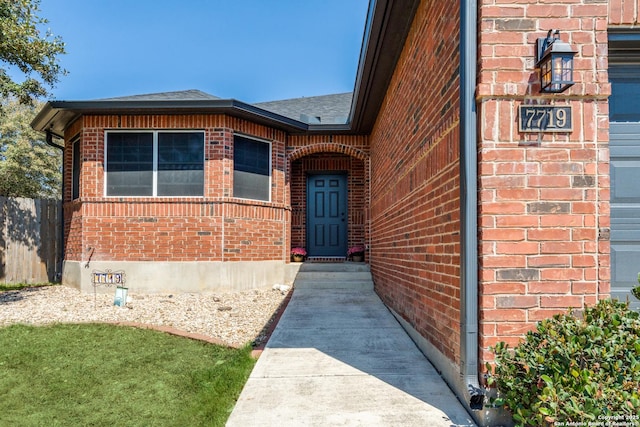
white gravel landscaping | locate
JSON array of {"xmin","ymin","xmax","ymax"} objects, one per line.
[{"xmin": 0, "ymin": 285, "xmax": 288, "ymax": 347}]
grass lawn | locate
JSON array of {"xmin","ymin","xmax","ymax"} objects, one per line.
[
  {"xmin": 0, "ymin": 282, "xmax": 57, "ymax": 292},
  {"xmin": 0, "ymin": 323, "xmax": 256, "ymax": 426}
]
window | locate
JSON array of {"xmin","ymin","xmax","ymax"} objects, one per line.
[
  {"xmin": 106, "ymin": 133, "xmax": 153, "ymax": 196},
  {"xmin": 72, "ymin": 136, "xmax": 81, "ymax": 200},
  {"xmin": 105, "ymin": 131, "xmax": 204, "ymax": 197},
  {"xmin": 157, "ymin": 132, "xmax": 204, "ymax": 196},
  {"xmin": 233, "ymin": 135, "xmax": 271, "ymax": 201}
]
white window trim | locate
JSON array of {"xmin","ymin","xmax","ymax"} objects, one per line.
[
  {"xmin": 232, "ymin": 133, "xmax": 272, "ymax": 203},
  {"xmin": 104, "ymin": 129, "xmax": 205, "ymax": 198}
]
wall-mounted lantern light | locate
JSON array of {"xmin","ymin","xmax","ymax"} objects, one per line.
[{"xmin": 535, "ymin": 30, "xmax": 576, "ymax": 93}]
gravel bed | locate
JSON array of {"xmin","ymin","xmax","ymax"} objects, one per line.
[{"xmin": 0, "ymin": 285, "xmax": 289, "ymax": 347}]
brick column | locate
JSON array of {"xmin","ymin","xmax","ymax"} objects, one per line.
[{"xmin": 477, "ymin": 1, "xmax": 610, "ymax": 366}]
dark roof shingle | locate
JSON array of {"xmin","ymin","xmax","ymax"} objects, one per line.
[
  {"xmin": 97, "ymin": 89, "xmax": 220, "ymax": 101},
  {"xmin": 254, "ymin": 92, "xmax": 352, "ymax": 125}
]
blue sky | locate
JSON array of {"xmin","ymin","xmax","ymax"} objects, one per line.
[{"xmin": 37, "ymin": 0, "xmax": 369, "ymax": 103}]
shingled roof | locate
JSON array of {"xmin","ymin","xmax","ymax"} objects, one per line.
[
  {"xmin": 98, "ymin": 89, "xmax": 220, "ymax": 101},
  {"xmin": 96, "ymin": 90, "xmax": 353, "ymax": 125},
  {"xmin": 95, "ymin": 89, "xmax": 353, "ymax": 124},
  {"xmin": 254, "ymin": 92, "xmax": 352, "ymax": 125}
]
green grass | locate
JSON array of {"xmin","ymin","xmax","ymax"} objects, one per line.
[
  {"xmin": 0, "ymin": 282, "xmax": 58, "ymax": 291},
  {"xmin": 0, "ymin": 323, "xmax": 256, "ymax": 427}
]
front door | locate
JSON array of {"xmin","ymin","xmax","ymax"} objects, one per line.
[{"xmin": 307, "ymin": 174, "xmax": 347, "ymax": 257}]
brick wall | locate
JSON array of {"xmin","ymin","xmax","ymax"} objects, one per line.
[
  {"xmin": 61, "ymin": 118, "xmax": 86, "ymax": 263},
  {"xmin": 477, "ymin": 1, "xmax": 610, "ymax": 365},
  {"xmin": 63, "ymin": 114, "xmax": 290, "ymax": 264},
  {"xmin": 609, "ymin": 0, "xmax": 640, "ymax": 24},
  {"xmin": 369, "ymin": 0, "xmax": 463, "ymax": 365}
]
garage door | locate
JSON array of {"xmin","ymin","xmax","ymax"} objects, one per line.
[{"xmin": 610, "ymin": 62, "xmax": 640, "ymax": 310}]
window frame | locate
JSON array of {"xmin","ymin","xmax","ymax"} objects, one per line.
[
  {"xmin": 232, "ymin": 133, "xmax": 272, "ymax": 202},
  {"xmin": 104, "ymin": 129, "xmax": 205, "ymax": 198}
]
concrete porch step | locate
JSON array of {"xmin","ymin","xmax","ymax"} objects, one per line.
[
  {"xmin": 298, "ymin": 262, "xmax": 370, "ymax": 273},
  {"xmin": 293, "ymin": 263, "xmax": 374, "ymax": 290}
]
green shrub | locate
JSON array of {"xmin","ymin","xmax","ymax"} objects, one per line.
[
  {"xmin": 487, "ymin": 299, "xmax": 640, "ymax": 427},
  {"xmin": 632, "ymin": 272, "xmax": 640, "ymax": 300}
]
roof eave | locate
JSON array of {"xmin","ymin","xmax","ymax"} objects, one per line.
[
  {"xmin": 32, "ymin": 99, "xmax": 314, "ymax": 136},
  {"xmin": 348, "ymin": 0, "xmax": 421, "ymax": 133}
]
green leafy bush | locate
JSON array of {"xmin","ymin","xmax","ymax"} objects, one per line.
[
  {"xmin": 487, "ymin": 299, "xmax": 640, "ymax": 427},
  {"xmin": 632, "ymin": 272, "xmax": 640, "ymax": 300}
]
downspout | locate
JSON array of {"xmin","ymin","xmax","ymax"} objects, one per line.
[
  {"xmin": 46, "ymin": 130, "xmax": 65, "ymax": 282},
  {"xmin": 46, "ymin": 130, "xmax": 64, "ymax": 151},
  {"xmin": 460, "ymin": 0, "xmax": 482, "ymax": 409}
]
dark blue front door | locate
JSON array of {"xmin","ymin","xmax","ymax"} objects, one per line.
[{"xmin": 307, "ymin": 174, "xmax": 347, "ymax": 257}]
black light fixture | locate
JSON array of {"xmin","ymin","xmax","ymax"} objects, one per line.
[{"xmin": 535, "ymin": 30, "xmax": 577, "ymax": 93}]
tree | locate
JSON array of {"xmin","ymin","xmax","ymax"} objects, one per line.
[
  {"xmin": 0, "ymin": 0, "xmax": 66, "ymax": 104},
  {"xmin": 0, "ymin": 98, "xmax": 62, "ymax": 198}
]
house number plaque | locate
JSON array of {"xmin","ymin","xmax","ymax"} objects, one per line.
[
  {"xmin": 91, "ymin": 269, "xmax": 126, "ymax": 309},
  {"xmin": 92, "ymin": 270, "xmax": 125, "ymax": 286},
  {"xmin": 519, "ymin": 105, "xmax": 572, "ymax": 133}
]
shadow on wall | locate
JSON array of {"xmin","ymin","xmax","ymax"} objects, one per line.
[{"xmin": 0, "ymin": 197, "xmax": 62, "ymax": 283}]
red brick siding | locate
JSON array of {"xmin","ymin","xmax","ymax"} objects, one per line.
[
  {"xmin": 369, "ymin": 0, "xmax": 463, "ymax": 365},
  {"xmin": 62, "ymin": 114, "xmax": 290, "ymax": 263},
  {"xmin": 221, "ymin": 202, "xmax": 288, "ymax": 261},
  {"xmin": 84, "ymin": 215, "xmax": 222, "ymax": 262},
  {"xmin": 62, "ymin": 119, "xmax": 84, "ymax": 261},
  {"xmin": 478, "ymin": 1, "xmax": 610, "ymax": 365},
  {"xmin": 609, "ymin": 0, "xmax": 640, "ymax": 24},
  {"xmin": 287, "ymin": 134, "xmax": 368, "ymax": 152},
  {"xmin": 64, "ymin": 202, "xmax": 83, "ymax": 261},
  {"xmin": 478, "ymin": 2, "xmax": 609, "ymax": 99}
]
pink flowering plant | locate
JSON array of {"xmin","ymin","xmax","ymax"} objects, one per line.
[
  {"xmin": 291, "ymin": 247, "xmax": 307, "ymax": 257},
  {"xmin": 347, "ymin": 245, "xmax": 365, "ymax": 257}
]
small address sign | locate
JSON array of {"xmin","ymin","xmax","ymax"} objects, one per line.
[{"xmin": 519, "ymin": 105, "xmax": 572, "ymax": 133}]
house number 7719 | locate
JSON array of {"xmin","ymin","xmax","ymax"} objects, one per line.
[{"xmin": 518, "ymin": 105, "xmax": 572, "ymax": 133}]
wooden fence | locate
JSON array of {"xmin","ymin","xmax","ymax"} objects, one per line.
[{"xmin": 0, "ymin": 197, "xmax": 62, "ymax": 284}]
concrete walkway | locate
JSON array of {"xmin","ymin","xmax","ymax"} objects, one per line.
[{"xmin": 227, "ymin": 264, "xmax": 476, "ymax": 426}]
